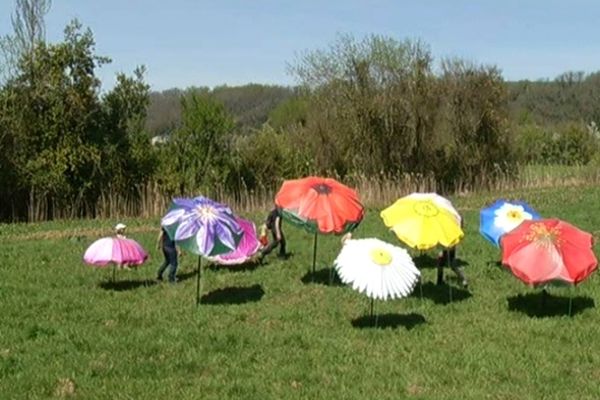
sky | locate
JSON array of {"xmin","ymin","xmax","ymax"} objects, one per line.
[{"xmin": 1, "ymin": 0, "xmax": 600, "ymax": 92}]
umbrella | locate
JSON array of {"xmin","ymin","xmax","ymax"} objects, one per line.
[
  {"xmin": 207, "ymin": 217, "xmax": 262, "ymax": 265},
  {"xmin": 275, "ymin": 176, "xmax": 364, "ymax": 276},
  {"xmin": 161, "ymin": 196, "xmax": 243, "ymax": 304},
  {"xmin": 501, "ymin": 219, "xmax": 597, "ymax": 287},
  {"xmin": 83, "ymin": 236, "xmax": 148, "ymax": 281},
  {"xmin": 334, "ymin": 237, "xmax": 420, "ymax": 324},
  {"xmin": 380, "ymin": 193, "xmax": 463, "ymax": 250},
  {"xmin": 480, "ymin": 199, "xmax": 541, "ymax": 247},
  {"xmin": 380, "ymin": 192, "xmax": 464, "ymax": 301}
]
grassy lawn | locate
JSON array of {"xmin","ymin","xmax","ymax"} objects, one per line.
[{"xmin": 2, "ymin": 185, "xmax": 600, "ymax": 399}]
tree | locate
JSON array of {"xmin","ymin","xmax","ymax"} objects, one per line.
[
  {"xmin": 0, "ymin": 0, "xmax": 51, "ymax": 83},
  {"xmin": 288, "ymin": 34, "xmax": 512, "ymax": 190},
  {"xmin": 158, "ymin": 94, "xmax": 235, "ymax": 196},
  {"xmin": 101, "ymin": 66, "xmax": 154, "ymax": 196}
]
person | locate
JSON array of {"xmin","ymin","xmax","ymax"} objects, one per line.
[
  {"xmin": 114, "ymin": 223, "xmax": 130, "ymax": 269},
  {"xmin": 156, "ymin": 227, "xmax": 179, "ymax": 283},
  {"xmin": 114, "ymin": 223, "xmax": 127, "ymax": 239},
  {"xmin": 437, "ymin": 246, "xmax": 468, "ymax": 288},
  {"xmin": 259, "ymin": 207, "xmax": 287, "ymax": 260},
  {"xmin": 258, "ymin": 224, "xmax": 269, "ymax": 247}
]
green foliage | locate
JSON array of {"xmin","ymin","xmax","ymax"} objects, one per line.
[
  {"xmin": 267, "ymin": 94, "xmax": 309, "ymax": 130},
  {"xmin": 101, "ymin": 66, "xmax": 155, "ymax": 194},
  {"xmin": 0, "ymin": 14, "xmax": 151, "ymax": 221},
  {"xmin": 289, "ymin": 35, "xmax": 513, "ymax": 190},
  {"xmin": 156, "ymin": 94, "xmax": 235, "ymax": 196},
  {"xmin": 232, "ymin": 125, "xmax": 315, "ymax": 190},
  {"xmin": 515, "ymin": 122, "xmax": 599, "ymax": 165}
]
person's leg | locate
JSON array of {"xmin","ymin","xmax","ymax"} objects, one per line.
[
  {"xmin": 451, "ymin": 266, "xmax": 468, "ymax": 287},
  {"xmin": 156, "ymin": 250, "xmax": 170, "ymax": 280},
  {"xmin": 261, "ymin": 230, "xmax": 282, "ymax": 257},
  {"xmin": 167, "ymin": 250, "xmax": 178, "ymax": 283},
  {"xmin": 437, "ymin": 250, "xmax": 445, "ymax": 285},
  {"xmin": 277, "ymin": 234, "xmax": 287, "ymax": 257},
  {"xmin": 261, "ymin": 238, "xmax": 279, "ymax": 257},
  {"xmin": 447, "ymin": 247, "xmax": 467, "ymax": 287}
]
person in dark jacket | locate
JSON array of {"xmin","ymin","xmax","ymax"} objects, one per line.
[
  {"xmin": 156, "ymin": 227, "xmax": 180, "ymax": 283},
  {"xmin": 259, "ymin": 207, "xmax": 287, "ymax": 260}
]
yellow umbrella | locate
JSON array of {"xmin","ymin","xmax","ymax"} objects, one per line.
[{"xmin": 380, "ymin": 193, "xmax": 464, "ymax": 250}]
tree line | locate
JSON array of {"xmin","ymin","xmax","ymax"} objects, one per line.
[{"xmin": 1, "ymin": 1, "xmax": 599, "ymax": 222}]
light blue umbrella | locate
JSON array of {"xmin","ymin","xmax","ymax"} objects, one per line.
[{"xmin": 479, "ymin": 199, "xmax": 541, "ymax": 247}]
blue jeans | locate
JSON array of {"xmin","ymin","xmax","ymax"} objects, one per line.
[{"xmin": 157, "ymin": 248, "xmax": 178, "ymax": 282}]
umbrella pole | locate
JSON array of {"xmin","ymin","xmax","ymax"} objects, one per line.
[
  {"xmin": 312, "ymin": 232, "xmax": 318, "ymax": 280},
  {"xmin": 541, "ymin": 288, "xmax": 547, "ymax": 309},
  {"xmin": 568, "ymin": 286, "xmax": 573, "ymax": 317},
  {"xmin": 112, "ymin": 264, "xmax": 116, "ymax": 283},
  {"xmin": 418, "ymin": 251, "xmax": 423, "ymax": 300},
  {"xmin": 447, "ymin": 250, "xmax": 453, "ymax": 302},
  {"xmin": 196, "ymin": 256, "xmax": 202, "ymax": 306}
]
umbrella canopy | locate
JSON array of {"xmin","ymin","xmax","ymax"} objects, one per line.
[
  {"xmin": 480, "ymin": 199, "xmax": 541, "ymax": 247},
  {"xmin": 161, "ymin": 196, "xmax": 242, "ymax": 257},
  {"xmin": 501, "ymin": 219, "xmax": 597, "ymax": 286},
  {"xmin": 275, "ymin": 176, "xmax": 364, "ymax": 235},
  {"xmin": 334, "ymin": 238, "xmax": 420, "ymax": 300},
  {"xmin": 207, "ymin": 217, "xmax": 262, "ymax": 265},
  {"xmin": 380, "ymin": 193, "xmax": 463, "ymax": 250},
  {"xmin": 83, "ymin": 237, "xmax": 148, "ymax": 267}
]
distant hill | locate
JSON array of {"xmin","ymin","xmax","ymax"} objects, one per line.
[
  {"xmin": 145, "ymin": 72, "xmax": 600, "ymax": 137},
  {"xmin": 145, "ymin": 84, "xmax": 295, "ymax": 136}
]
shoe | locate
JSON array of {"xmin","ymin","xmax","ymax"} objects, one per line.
[
  {"xmin": 277, "ymin": 253, "xmax": 289, "ymax": 260},
  {"xmin": 461, "ymin": 280, "xmax": 469, "ymax": 289},
  {"xmin": 168, "ymin": 278, "xmax": 178, "ymax": 284},
  {"xmin": 156, "ymin": 276, "xmax": 163, "ymax": 282}
]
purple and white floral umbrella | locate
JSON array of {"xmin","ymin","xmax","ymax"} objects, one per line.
[
  {"xmin": 161, "ymin": 196, "xmax": 242, "ymax": 257},
  {"xmin": 161, "ymin": 196, "xmax": 243, "ymax": 304}
]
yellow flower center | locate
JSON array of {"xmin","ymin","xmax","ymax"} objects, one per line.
[
  {"xmin": 413, "ymin": 201, "xmax": 440, "ymax": 217},
  {"xmin": 506, "ymin": 210, "xmax": 523, "ymax": 222},
  {"xmin": 370, "ymin": 248, "xmax": 392, "ymax": 266},
  {"xmin": 524, "ymin": 223, "xmax": 560, "ymax": 246}
]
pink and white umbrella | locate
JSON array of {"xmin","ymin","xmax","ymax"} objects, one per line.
[
  {"xmin": 84, "ymin": 237, "xmax": 148, "ymax": 267},
  {"xmin": 207, "ymin": 217, "xmax": 262, "ymax": 265}
]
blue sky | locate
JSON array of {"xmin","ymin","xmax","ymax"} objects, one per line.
[{"xmin": 1, "ymin": 0, "xmax": 599, "ymax": 91}]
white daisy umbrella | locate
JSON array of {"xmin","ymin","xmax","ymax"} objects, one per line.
[{"xmin": 334, "ymin": 238, "xmax": 421, "ymax": 301}]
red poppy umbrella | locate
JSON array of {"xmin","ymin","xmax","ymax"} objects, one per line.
[
  {"xmin": 501, "ymin": 219, "xmax": 597, "ymax": 287},
  {"xmin": 275, "ymin": 176, "xmax": 365, "ymax": 276}
]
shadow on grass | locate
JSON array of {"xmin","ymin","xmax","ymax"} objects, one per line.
[
  {"xmin": 413, "ymin": 254, "xmax": 469, "ymax": 269},
  {"xmin": 411, "ymin": 281, "xmax": 472, "ymax": 305},
  {"xmin": 207, "ymin": 260, "xmax": 262, "ymax": 273},
  {"xmin": 300, "ymin": 267, "xmax": 343, "ymax": 286},
  {"xmin": 99, "ymin": 279, "xmax": 158, "ymax": 291},
  {"xmin": 487, "ymin": 260, "xmax": 503, "ymax": 268},
  {"xmin": 352, "ymin": 312, "xmax": 426, "ymax": 330},
  {"xmin": 507, "ymin": 291, "xmax": 595, "ymax": 317},
  {"xmin": 176, "ymin": 270, "xmax": 198, "ymax": 283},
  {"xmin": 200, "ymin": 284, "xmax": 265, "ymax": 305}
]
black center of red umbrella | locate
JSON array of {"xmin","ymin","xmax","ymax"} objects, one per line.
[{"xmin": 312, "ymin": 183, "xmax": 332, "ymax": 195}]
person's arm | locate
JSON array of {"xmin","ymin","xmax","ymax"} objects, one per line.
[{"xmin": 274, "ymin": 216, "xmax": 282, "ymax": 241}]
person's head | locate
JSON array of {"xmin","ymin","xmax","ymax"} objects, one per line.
[{"xmin": 115, "ymin": 223, "xmax": 126, "ymax": 234}]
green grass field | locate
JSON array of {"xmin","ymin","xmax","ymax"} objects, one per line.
[{"xmin": 2, "ymin": 185, "xmax": 600, "ymax": 399}]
